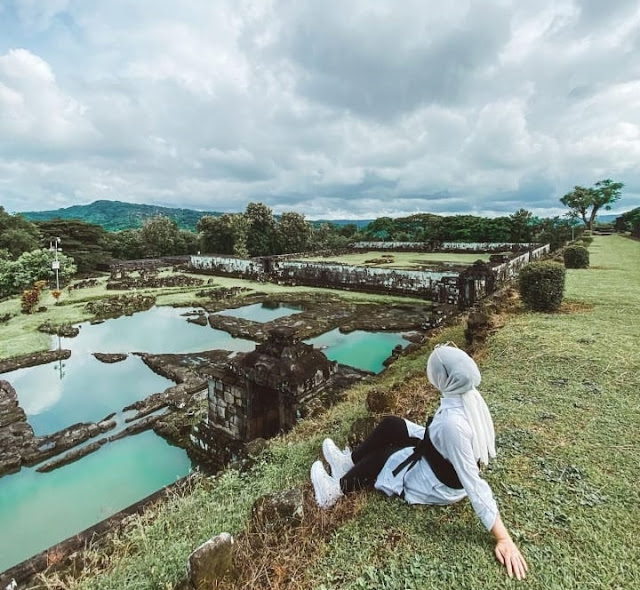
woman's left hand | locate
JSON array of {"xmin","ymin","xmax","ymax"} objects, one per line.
[{"xmin": 495, "ymin": 538, "xmax": 528, "ymax": 580}]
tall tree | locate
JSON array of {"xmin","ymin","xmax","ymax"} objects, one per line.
[
  {"xmin": 245, "ymin": 202, "xmax": 277, "ymax": 257},
  {"xmin": 0, "ymin": 207, "xmax": 41, "ymax": 259},
  {"xmin": 197, "ymin": 213, "xmax": 248, "ymax": 256},
  {"xmin": 36, "ymin": 219, "xmax": 113, "ymax": 273},
  {"xmin": 560, "ymin": 179, "xmax": 624, "ymax": 230},
  {"xmin": 106, "ymin": 229, "xmax": 145, "ymax": 260},
  {"xmin": 615, "ymin": 207, "xmax": 640, "ymax": 238},
  {"xmin": 363, "ymin": 217, "xmax": 396, "ymax": 240},
  {"xmin": 140, "ymin": 215, "xmax": 179, "ymax": 257},
  {"xmin": 276, "ymin": 212, "xmax": 312, "ymax": 254},
  {"xmin": 508, "ymin": 209, "xmax": 535, "ymax": 243}
]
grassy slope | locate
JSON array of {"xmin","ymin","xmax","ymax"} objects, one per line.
[
  {"xmin": 36, "ymin": 235, "xmax": 640, "ymax": 589},
  {"xmin": 307, "ymin": 234, "xmax": 640, "ymax": 589}
]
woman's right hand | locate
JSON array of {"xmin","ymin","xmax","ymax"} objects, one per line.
[{"xmin": 495, "ymin": 537, "xmax": 528, "ymax": 580}]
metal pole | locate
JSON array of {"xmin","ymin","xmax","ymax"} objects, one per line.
[{"xmin": 50, "ymin": 237, "xmax": 61, "ymax": 290}]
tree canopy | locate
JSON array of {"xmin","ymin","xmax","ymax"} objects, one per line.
[
  {"xmin": 35, "ymin": 219, "xmax": 113, "ymax": 274},
  {"xmin": 560, "ymin": 179, "xmax": 624, "ymax": 229},
  {"xmin": 0, "ymin": 207, "xmax": 41, "ymax": 259},
  {"xmin": 0, "ymin": 249, "xmax": 77, "ymax": 298}
]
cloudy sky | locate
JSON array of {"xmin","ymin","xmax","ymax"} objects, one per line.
[{"xmin": 1, "ymin": 0, "xmax": 639, "ymax": 219}]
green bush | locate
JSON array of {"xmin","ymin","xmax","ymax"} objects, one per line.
[
  {"xmin": 564, "ymin": 245, "xmax": 590, "ymax": 268},
  {"xmin": 580, "ymin": 236, "xmax": 593, "ymax": 245},
  {"xmin": 518, "ymin": 261, "xmax": 566, "ymax": 312}
]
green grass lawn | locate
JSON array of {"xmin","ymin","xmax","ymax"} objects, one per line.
[
  {"xmin": 298, "ymin": 251, "xmax": 491, "ymax": 268},
  {"xmin": 46, "ymin": 235, "xmax": 639, "ymax": 590}
]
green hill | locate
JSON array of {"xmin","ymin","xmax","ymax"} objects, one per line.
[{"xmin": 21, "ymin": 200, "xmax": 221, "ymax": 232}]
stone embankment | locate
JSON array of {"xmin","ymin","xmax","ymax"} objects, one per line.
[
  {"xmin": 0, "ymin": 380, "xmax": 33, "ymax": 477},
  {"xmin": 85, "ymin": 293, "xmax": 156, "ymax": 320},
  {"xmin": 93, "ymin": 353, "xmax": 128, "ymax": 363},
  {"xmin": 0, "ymin": 349, "xmax": 71, "ymax": 374},
  {"xmin": 200, "ymin": 292, "xmax": 441, "ymax": 343},
  {"xmin": 107, "ymin": 274, "xmax": 204, "ymax": 290},
  {"xmin": 37, "ymin": 322, "xmax": 80, "ymax": 338},
  {"xmin": 0, "ymin": 376, "xmax": 117, "ymax": 478}
]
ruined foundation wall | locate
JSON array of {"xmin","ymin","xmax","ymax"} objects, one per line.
[
  {"xmin": 352, "ymin": 241, "xmax": 540, "ymax": 252},
  {"xmin": 190, "ymin": 243, "xmax": 550, "ymax": 308},
  {"xmin": 492, "ymin": 244, "xmax": 550, "ymax": 283},
  {"xmin": 190, "ymin": 255, "xmax": 264, "ymax": 280},
  {"xmin": 271, "ymin": 260, "xmax": 458, "ymax": 298}
]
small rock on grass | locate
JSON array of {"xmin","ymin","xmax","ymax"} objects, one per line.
[{"xmin": 187, "ymin": 532, "xmax": 234, "ymax": 589}]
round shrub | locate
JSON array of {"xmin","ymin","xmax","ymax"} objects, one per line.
[
  {"xmin": 580, "ymin": 236, "xmax": 593, "ymax": 245},
  {"xmin": 518, "ymin": 261, "xmax": 566, "ymax": 312},
  {"xmin": 563, "ymin": 245, "xmax": 590, "ymax": 269}
]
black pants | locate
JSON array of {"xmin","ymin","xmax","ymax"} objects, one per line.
[{"xmin": 340, "ymin": 416, "xmax": 414, "ymax": 494}]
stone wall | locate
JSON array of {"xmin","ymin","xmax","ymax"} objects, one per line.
[
  {"xmin": 190, "ymin": 254, "xmax": 457, "ymax": 300},
  {"xmin": 492, "ymin": 244, "xmax": 550, "ymax": 283},
  {"xmin": 271, "ymin": 260, "xmax": 458, "ymax": 299},
  {"xmin": 206, "ymin": 375, "xmax": 247, "ymax": 439},
  {"xmin": 190, "ymin": 255, "xmax": 264, "ymax": 280},
  {"xmin": 190, "ymin": 243, "xmax": 550, "ymax": 308}
]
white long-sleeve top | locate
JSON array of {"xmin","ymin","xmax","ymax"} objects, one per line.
[{"xmin": 374, "ymin": 397, "xmax": 499, "ymax": 530}]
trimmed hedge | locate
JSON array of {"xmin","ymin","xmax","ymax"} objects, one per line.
[
  {"xmin": 518, "ymin": 261, "xmax": 566, "ymax": 312},
  {"xmin": 580, "ymin": 236, "xmax": 594, "ymax": 245},
  {"xmin": 564, "ymin": 245, "xmax": 590, "ymax": 269}
]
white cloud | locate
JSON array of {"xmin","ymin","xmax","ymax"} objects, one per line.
[
  {"xmin": 0, "ymin": 48, "xmax": 97, "ymax": 150},
  {"xmin": 0, "ymin": 0, "xmax": 638, "ymax": 218}
]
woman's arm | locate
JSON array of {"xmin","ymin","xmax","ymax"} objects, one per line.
[
  {"xmin": 491, "ymin": 514, "xmax": 528, "ymax": 580},
  {"xmin": 438, "ymin": 421, "xmax": 529, "ymax": 579}
]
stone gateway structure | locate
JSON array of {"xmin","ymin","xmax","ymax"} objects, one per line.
[{"xmin": 205, "ymin": 327, "xmax": 336, "ymax": 441}]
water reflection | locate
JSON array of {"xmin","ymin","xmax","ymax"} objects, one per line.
[
  {"xmin": 7, "ymin": 355, "xmax": 174, "ymax": 436},
  {"xmin": 0, "ymin": 431, "xmax": 191, "ymax": 573},
  {"xmin": 0, "ymin": 305, "xmax": 410, "ymax": 573},
  {"xmin": 63, "ymin": 306, "xmax": 255, "ymax": 355},
  {"xmin": 305, "ymin": 329, "xmax": 408, "ymax": 374}
]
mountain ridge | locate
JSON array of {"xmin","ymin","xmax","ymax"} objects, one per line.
[
  {"xmin": 20, "ymin": 200, "xmax": 373, "ymax": 231},
  {"xmin": 21, "ymin": 200, "xmax": 221, "ymax": 232}
]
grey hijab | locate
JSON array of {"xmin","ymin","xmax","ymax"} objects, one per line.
[{"xmin": 427, "ymin": 345, "xmax": 496, "ymax": 464}]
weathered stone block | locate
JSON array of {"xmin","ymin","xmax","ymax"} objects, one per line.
[
  {"xmin": 348, "ymin": 416, "xmax": 378, "ymax": 448},
  {"xmin": 251, "ymin": 487, "xmax": 304, "ymax": 533},
  {"xmin": 223, "ymin": 391, "xmax": 234, "ymax": 404},
  {"xmin": 187, "ymin": 532, "xmax": 234, "ymax": 588},
  {"xmin": 366, "ymin": 387, "xmax": 397, "ymax": 413},
  {"xmin": 464, "ymin": 310, "xmax": 491, "ymax": 346},
  {"xmin": 0, "ymin": 453, "xmax": 21, "ymax": 477},
  {"xmin": 245, "ymin": 437, "xmax": 267, "ymax": 457}
]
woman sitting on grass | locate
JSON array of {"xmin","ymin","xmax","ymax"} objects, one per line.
[{"xmin": 310, "ymin": 343, "xmax": 528, "ymax": 580}]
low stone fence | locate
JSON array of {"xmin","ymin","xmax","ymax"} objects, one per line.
[
  {"xmin": 492, "ymin": 244, "xmax": 550, "ymax": 283},
  {"xmin": 351, "ymin": 241, "xmax": 539, "ymax": 253},
  {"xmin": 190, "ymin": 255, "xmax": 264, "ymax": 280}
]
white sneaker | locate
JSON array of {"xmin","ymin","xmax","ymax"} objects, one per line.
[
  {"xmin": 310, "ymin": 460, "xmax": 343, "ymax": 509},
  {"xmin": 322, "ymin": 438, "xmax": 354, "ymax": 480}
]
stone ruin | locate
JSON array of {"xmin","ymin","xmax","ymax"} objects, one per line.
[
  {"xmin": 190, "ymin": 243, "xmax": 551, "ymax": 309},
  {"xmin": 191, "ymin": 327, "xmax": 357, "ymax": 467},
  {"xmin": 205, "ymin": 327, "xmax": 335, "ymax": 441}
]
